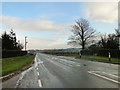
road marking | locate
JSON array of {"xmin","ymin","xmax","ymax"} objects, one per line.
[
  {"xmin": 0, "ymin": 73, "xmax": 14, "ymax": 79},
  {"xmin": 38, "ymin": 79, "xmax": 42, "ymax": 87},
  {"xmin": 38, "ymin": 61, "xmax": 43, "ymax": 64},
  {"xmin": 88, "ymin": 71, "xmax": 120, "ymax": 84},
  {"xmin": 89, "ymin": 71, "xmax": 119, "ymax": 78},
  {"xmin": 101, "ymin": 71, "xmax": 119, "ymax": 78},
  {"xmin": 37, "ymin": 72, "xmax": 40, "ymax": 76},
  {"xmin": 56, "ymin": 60, "xmax": 73, "ymax": 67},
  {"xmin": 34, "ymin": 56, "xmax": 38, "ymax": 67},
  {"xmin": 76, "ymin": 65, "xmax": 80, "ymax": 67},
  {"xmin": 15, "ymin": 67, "xmax": 33, "ymax": 88},
  {"xmin": 40, "ymin": 61, "xmax": 43, "ymax": 64},
  {"xmin": 37, "ymin": 68, "xmax": 38, "ymax": 70},
  {"xmin": 69, "ymin": 64, "xmax": 72, "ymax": 66}
]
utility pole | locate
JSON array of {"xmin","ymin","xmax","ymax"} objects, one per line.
[
  {"xmin": 25, "ymin": 36, "xmax": 27, "ymax": 51},
  {"xmin": 118, "ymin": 34, "xmax": 120, "ymax": 50}
]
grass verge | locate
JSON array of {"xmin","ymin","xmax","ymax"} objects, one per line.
[
  {"xmin": 1, "ymin": 54, "xmax": 35, "ymax": 76},
  {"xmin": 78, "ymin": 55, "xmax": 120, "ymax": 62},
  {"xmin": 51, "ymin": 54, "xmax": 120, "ymax": 62}
]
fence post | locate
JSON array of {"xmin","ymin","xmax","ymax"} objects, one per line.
[{"xmin": 79, "ymin": 50, "xmax": 82, "ymax": 58}]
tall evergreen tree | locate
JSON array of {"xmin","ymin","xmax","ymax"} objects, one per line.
[{"xmin": 2, "ymin": 30, "xmax": 23, "ymax": 50}]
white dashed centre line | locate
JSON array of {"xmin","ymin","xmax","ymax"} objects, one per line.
[
  {"xmin": 76, "ymin": 65, "xmax": 80, "ymax": 67},
  {"xmin": 38, "ymin": 79, "xmax": 42, "ymax": 87},
  {"xmin": 69, "ymin": 64, "xmax": 72, "ymax": 66},
  {"xmin": 37, "ymin": 68, "xmax": 38, "ymax": 70},
  {"xmin": 37, "ymin": 72, "xmax": 40, "ymax": 76}
]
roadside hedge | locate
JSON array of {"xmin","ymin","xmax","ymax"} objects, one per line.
[
  {"xmin": 82, "ymin": 49, "xmax": 120, "ymax": 58},
  {"xmin": 97, "ymin": 49, "xmax": 120, "ymax": 58},
  {"xmin": 2, "ymin": 50, "xmax": 27, "ymax": 58},
  {"xmin": 43, "ymin": 51, "xmax": 79, "ymax": 55}
]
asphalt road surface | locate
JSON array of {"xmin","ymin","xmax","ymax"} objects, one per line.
[{"xmin": 3, "ymin": 53, "xmax": 120, "ymax": 88}]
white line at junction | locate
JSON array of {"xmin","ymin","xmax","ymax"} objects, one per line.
[
  {"xmin": 88, "ymin": 71, "xmax": 120, "ymax": 84},
  {"xmin": 101, "ymin": 71, "xmax": 119, "ymax": 78}
]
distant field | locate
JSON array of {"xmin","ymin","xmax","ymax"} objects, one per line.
[
  {"xmin": 52, "ymin": 54, "xmax": 120, "ymax": 62},
  {"xmin": 1, "ymin": 54, "xmax": 35, "ymax": 75}
]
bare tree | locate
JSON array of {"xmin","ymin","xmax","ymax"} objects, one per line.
[{"xmin": 68, "ymin": 18, "xmax": 96, "ymax": 50}]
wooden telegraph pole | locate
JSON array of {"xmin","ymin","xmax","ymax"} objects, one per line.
[{"xmin": 25, "ymin": 36, "xmax": 27, "ymax": 51}]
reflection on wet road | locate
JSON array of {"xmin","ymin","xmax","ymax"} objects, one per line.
[{"xmin": 16, "ymin": 53, "xmax": 119, "ymax": 88}]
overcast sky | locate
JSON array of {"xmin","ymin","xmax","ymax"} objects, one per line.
[{"xmin": 0, "ymin": 2, "xmax": 118, "ymax": 50}]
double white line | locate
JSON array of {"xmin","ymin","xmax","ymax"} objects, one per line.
[{"xmin": 88, "ymin": 71, "xmax": 120, "ymax": 84}]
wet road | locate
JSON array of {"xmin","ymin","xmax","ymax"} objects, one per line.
[{"xmin": 7, "ymin": 53, "xmax": 120, "ymax": 88}]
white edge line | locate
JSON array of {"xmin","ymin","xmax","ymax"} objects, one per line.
[
  {"xmin": 15, "ymin": 66, "xmax": 33, "ymax": 88},
  {"xmin": 38, "ymin": 79, "xmax": 42, "ymax": 87},
  {"xmin": 35, "ymin": 57, "xmax": 38, "ymax": 67},
  {"xmin": 0, "ymin": 73, "xmax": 14, "ymax": 79},
  {"xmin": 88, "ymin": 71, "xmax": 120, "ymax": 84}
]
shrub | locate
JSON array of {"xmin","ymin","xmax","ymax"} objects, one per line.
[
  {"xmin": 82, "ymin": 49, "xmax": 120, "ymax": 58},
  {"xmin": 97, "ymin": 49, "xmax": 120, "ymax": 58},
  {"xmin": 2, "ymin": 50, "xmax": 27, "ymax": 58}
]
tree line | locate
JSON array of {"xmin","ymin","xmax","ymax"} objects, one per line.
[
  {"xmin": 68, "ymin": 18, "xmax": 119, "ymax": 58},
  {"xmin": 1, "ymin": 29, "xmax": 27, "ymax": 58},
  {"xmin": 1, "ymin": 29, "xmax": 23, "ymax": 51}
]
